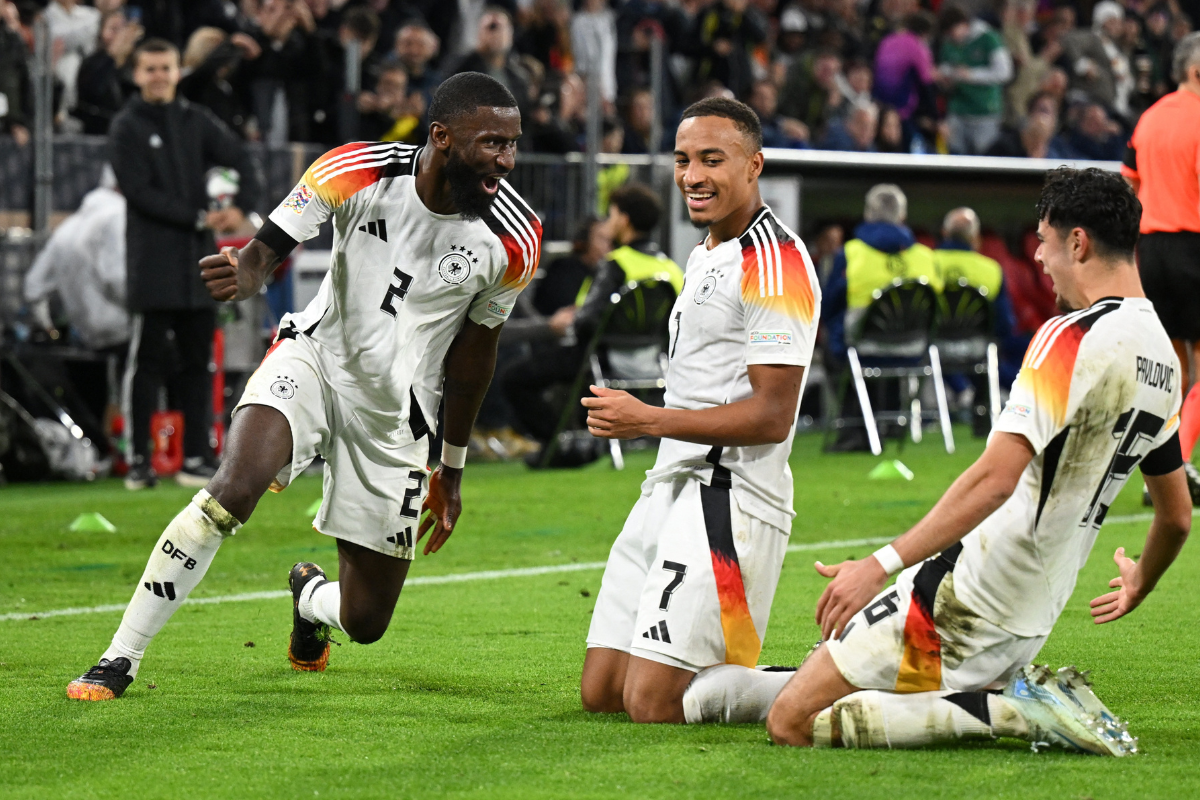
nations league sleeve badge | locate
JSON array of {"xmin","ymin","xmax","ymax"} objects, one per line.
[{"xmin": 438, "ymin": 244, "xmax": 476, "ymax": 285}]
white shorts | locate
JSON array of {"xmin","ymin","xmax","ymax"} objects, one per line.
[
  {"xmin": 586, "ymin": 475, "xmax": 789, "ymax": 672},
  {"xmin": 825, "ymin": 545, "xmax": 1047, "ymax": 692},
  {"xmin": 234, "ymin": 334, "xmax": 428, "ymax": 560}
]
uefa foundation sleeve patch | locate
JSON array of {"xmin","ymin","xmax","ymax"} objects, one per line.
[
  {"xmin": 749, "ymin": 330, "xmax": 794, "ymax": 345},
  {"xmin": 282, "ymin": 184, "xmax": 313, "ymax": 214}
]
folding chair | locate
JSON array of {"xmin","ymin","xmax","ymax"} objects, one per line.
[
  {"xmin": 540, "ymin": 275, "xmax": 678, "ymax": 469},
  {"xmin": 833, "ymin": 278, "xmax": 954, "ymax": 456},
  {"xmin": 932, "ymin": 277, "xmax": 1000, "ymax": 426}
]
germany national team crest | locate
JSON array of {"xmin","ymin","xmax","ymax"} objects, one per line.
[
  {"xmin": 695, "ymin": 274, "xmax": 718, "ymax": 304},
  {"xmin": 270, "ymin": 375, "xmax": 297, "ymax": 400},
  {"xmin": 438, "ymin": 245, "xmax": 475, "ymax": 285}
]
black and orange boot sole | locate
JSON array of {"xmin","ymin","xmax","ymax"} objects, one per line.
[
  {"xmin": 66, "ymin": 657, "xmax": 134, "ymax": 700},
  {"xmin": 288, "ymin": 562, "xmax": 332, "ymax": 672}
]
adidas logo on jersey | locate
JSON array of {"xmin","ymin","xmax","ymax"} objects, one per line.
[
  {"xmin": 641, "ymin": 620, "xmax": 672, "ymax": 644},
  {"xmin": 357, "ymin": 219, "xmax": 388, "ymax": 242}
]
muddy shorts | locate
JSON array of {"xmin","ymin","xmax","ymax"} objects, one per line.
[{"xmin": 825, "ymin": 544, "xmax": 1047, "ymax": 692}]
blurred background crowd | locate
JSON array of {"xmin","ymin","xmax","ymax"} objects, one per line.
[{"xmin": 3, "ymin": 0, "xmax": 1196, "ymax": 157}]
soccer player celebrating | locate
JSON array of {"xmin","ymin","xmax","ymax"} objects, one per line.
[
  {"xmin": 580, "ymin": 98, "xmax": 821, "ymax": 724},
  {"xmin": 66, "ymin": 73, "xmax": 541, "ymax": 700},
  {"xmin": 767, "ymin": 168, "xmax": 1191, "ymax": 756}
]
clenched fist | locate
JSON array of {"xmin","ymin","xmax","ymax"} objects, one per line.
[{"xmin": 200, "ymin": 245, "xmax": 242, "ymax": 302}]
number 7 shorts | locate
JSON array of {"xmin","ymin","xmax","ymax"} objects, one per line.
[
  {"xmin": 586, "ymin": 476, "xmax": 789, "ymax": 672},
  {"xmin": 823, "ymin": 546, "xmax": 1047, "ymax": 692},
  {"xmin": 234, "ymin": 334, "xmax": 428, "ymax": 560}
]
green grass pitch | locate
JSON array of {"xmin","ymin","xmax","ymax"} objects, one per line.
[{"xmin": 2, "ymin": 432, "xmax": 1198, "ymax": 799}]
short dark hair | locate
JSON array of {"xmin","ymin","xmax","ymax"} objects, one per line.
[
  {"xmin": 680, "ymin": 97, "xmax": 763, "ymax": 152},
  {"xmin": 429, "ymin": 72, "xmax": 518, "ymax": 125},
  {"xmin": 609, "ymin": 183, "xmax": 663, "ymax": 234},
  {"xmin": 133, "ymin": 38, "xmax": 179, "ymax": 68},
  {"xmin": 902, "ymin": 11, "xmax": 934, "ymax": 37},
  {"xmin": 939, "ymin": 5, "xmax": 970, "ymax": 34},
  {"xmin": 342, "ymin": 7, "xmax": 381, "ymax": 42},
  {"xmin": 1035, "ymin": 167, "xmax": 1141, "ymax": 259}
]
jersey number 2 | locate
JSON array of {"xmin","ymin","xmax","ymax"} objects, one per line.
[{"xmin": 380, "ymin": 268, "xmax": 414, "ymax": 317}]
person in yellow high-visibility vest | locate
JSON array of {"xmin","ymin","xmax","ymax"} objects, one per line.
[
  {"xmin": 823, "ymin": 184, "xmax": 939, "ymax": 451},
  {"xmin": 933, "ymin": 207, "xmax": 1018, "ymax": 437},
  {"xmin": 503, "ymin": 183, "xmax": 683, "ymax": 464}
]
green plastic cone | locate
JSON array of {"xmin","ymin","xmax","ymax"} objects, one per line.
[
  {"xmin": 868, "ymin": 460, "xmax": 914, "ymax": 481},
  {"xmin": 68, "ymin": 512, "xmax": 117, "ymax": 533},
  {"xmin": 305, "ymin": 499, "xmax": 322, "ymax": 516}
]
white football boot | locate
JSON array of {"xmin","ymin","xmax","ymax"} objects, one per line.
[{"xmin": 1003, "ymin": 664, "xmax": 1138, "ymax": 756}]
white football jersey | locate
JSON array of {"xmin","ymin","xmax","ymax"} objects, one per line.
[
  {"xmin": 643, "ymin": 207, "xmax": 821, "ymax": 531},
  {"xmin": 956, "ymin": 297, "xmax": 1181, "ymax": 637},
  {"xmin": 268, "ymin": 142, "xmax": 540, "ymax": 443}
]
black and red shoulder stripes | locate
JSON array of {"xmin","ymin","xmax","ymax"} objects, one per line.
[{"xmin": 484, "ymin": 181, "xmax": 543, "ymax": 290}]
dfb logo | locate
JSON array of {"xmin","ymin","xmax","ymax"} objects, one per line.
[{"xmin": 161, "ymin": 539, "xmax": 198, "ymax": 570}]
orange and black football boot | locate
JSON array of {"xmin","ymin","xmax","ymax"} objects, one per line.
[
  {"xmin": 288, "ymin": 562, "xmax": 332, "ymax": 671},
  {"xmin": 67, "ymin": 657, "xmax": 134, "ymax": 701}
]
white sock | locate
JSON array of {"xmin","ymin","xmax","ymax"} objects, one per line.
[
  {"xmin": 300, "ymin": 580, "xmax": 344, "ymax": 632},
  {"xmin": 682, "ymin": 665, "xmax": 795, "ymax": 724},
  {"xmin": 813, "ymin": 690, "xmax": 1028, "ymax": 749},
  {"xmin": 101, "ymin": 490, "xmax": 240, "ymax": 677}
]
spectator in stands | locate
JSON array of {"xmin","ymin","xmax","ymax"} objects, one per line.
[
  {"xmin": 689, "ymin": 0, "xmax": 767, "ymax": 100},
  {"xmin": 393, "ymin": 23, "xmax": 440, "ymax": 109},
  {"xmin": 1061, "ymin": 101, "xmax": 1124, "ymax": 161},
  {"xmin": 178, "ymin": 26, "xmax": 261, "ymax": 140},
  {"xmin": 839, "ymin": 59, "xmax": 874, "ymax": 110},
  {"xmin": 1090, "ymin": 0, "xmax": 1134, "ymax": 117},
  {"xmin": 504, "ymin": 184, "xmax": 682, "ymax": 462},
  {"xmin": 1124, "ymin": 30, "xmax": 1200, "ymax": 499},
  {"xmin": 937, "ymin": 5, "xmax": 1012, "ymax": 155},
  {"xmin": 932, "ymin": 206, "xmax": 1013, "ymax": 436},
  {"xmin": 986, "ymin": 110, "xmax": 1070, "ymax": 159},
  {"xmin": 572, "ymin": 0, "xmax": 617, "ymax": 105},
  {"xmin": 774, "ymin": 5, "xmax": 809, "ymax": 74},
  {"xmin": 248, "ymin": 0, "xmax": 327, "ymax": 144},
  {"xmin": 820, "ymin": 100, "xmax": 879, "ymax": 151},
  {"xmin": 46, "ymin": 0, "xmax": 100, "ymax": 115},
  {"xmin": 517, "ymin": 0, "xmax": 571, "ymax": 73},
  {"xmin": 110, "ymin": 38, "xmax": 260, "ymax": 490},
  {"xmin": 1001, "ymin": 0, "xmax": 1058, "ymax": 126},
  {"xmin": 0, "ymin": 0, "xmax": 31, "ymax": 146},
  {"xmin": 872, "ymin": 12, "xmax": 936, "ymax": 150},
  {"xmin": 780, "ymin": 49, "xmax": 845, "ymax": 139},
  {"xmin": 357, "ymin": 63, "xmax": 423, "ymax": 142},
  {"xmin": 620, "ymin": 86, "xmax": 661, "ymax": 153},
  {"xmin": 875, "ymin": 105, "xmax": 905, "ymax": 153},
  {"xmin": 615, "ymin": 0, "xmax": 689, "ymax": 110},
  {"xmin": 452, "ymin": 9, "xmax": 532, "ymax": 115},
  {"xmin": 748, "ymin": 78, "xmax": 809, "ymax": 148},
  {"xmin": 76, "ymin": 11, "xmax": 143, "ymax": 135},
  {"xmin": 821, "ymin": 184, "xmax": 941, "ymax": 451},
  {"xmin": 528, "ymin": 71, "xmax": 585, "ymax": 152},
  {"xmin": 1061, "ymin": 1, "xmax": 1123, "ymax": 113}
]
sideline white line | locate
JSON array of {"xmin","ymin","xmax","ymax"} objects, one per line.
[{"xmin": 0, "ymin": 536, "xmax": 900, "ymax": 623}]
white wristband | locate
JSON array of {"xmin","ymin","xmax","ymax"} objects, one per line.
[
  {"xmin": 440, "ymin": 442, "xmax": 467, "ymax": 470},
  {"xmin": 872, "ymin": 544, "xmax": 905, "ymax": 577}
]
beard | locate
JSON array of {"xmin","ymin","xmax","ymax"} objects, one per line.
[
  {"xmin": 444, "ymin": 147, "xmax": 498, "ymax": 221},
  {"xmin": 1055, "ymin": 294, "xmax": 1078, "ymax": 313}
]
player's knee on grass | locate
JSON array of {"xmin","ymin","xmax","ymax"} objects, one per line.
[
  {"xmin": 580, "ymin": 648, "xmax": 628, "ymax": 713},
  {"xmin": 339, "ymin": 605, "xmax": 394, "ymax": 644},
  {"xmin": 765, "ymin": 694, "xmax": 820, "ymax": 747}
]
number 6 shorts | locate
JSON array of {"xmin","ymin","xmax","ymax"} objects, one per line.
[
  {"xmin": 586, "ymin": 476, "xmax": 789, "ymax": 672},
  {"xmin": 824, "ymin": 546, "xmax": 1047, "ymax": 692},
  {"xmin": 234, "ymin": 335, "xmax": 428, "ymax": 560}
]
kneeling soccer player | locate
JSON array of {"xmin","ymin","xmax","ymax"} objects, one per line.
[
  {"xmin": 579, "ymin": 98, "xmax": 821, "ymax": 723},
  {"xmin": 66, "ymin": 73, "xmax": 541, "ymax": 699},
  {"xmin": 767, "ymin": 167, "xmax": 1191, "ymax": 755}
]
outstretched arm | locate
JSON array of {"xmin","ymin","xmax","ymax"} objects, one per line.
[
  {"xmin": 418, "ymin": 320, "xmax": 503, "ymax": 555},
  {"xmin": 1091, "ymin": 466, "xmax": 1191, "ymax": 623},
  {"xmin": 813, "ymin": 432, "xmax": 1035, "ymax": 640},
  {"xmin": 583, "ymin": 363, "xmax": 805, "ymax": 446}
]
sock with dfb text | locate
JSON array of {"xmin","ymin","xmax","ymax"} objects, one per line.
[{"xmin": 100, "ymin": 490, "xmax": 240, "ymax": 677}]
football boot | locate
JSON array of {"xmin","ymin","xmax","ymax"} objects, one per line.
[
  {"xmin": 67, "ymin": 657, "xmax": 134, "ymax": 701},
  {"xmin": 1003, "ymin": 664, "xmax": 1137, "ymax": 756},
  {"xmin": 288, "ymin": 562, "xmax": 332, "ymax": 672}
]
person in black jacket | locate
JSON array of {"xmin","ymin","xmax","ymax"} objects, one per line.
[{"xmin": 111, "ymin": 38, "xmax": 260, "ymax": 490}]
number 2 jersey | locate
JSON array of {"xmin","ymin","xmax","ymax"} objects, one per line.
[
  {"xmin": 266, "ymin": 142, "xmax": 540, "ymax": 444},
  {"xmin": 957, "ymin": 296, "xmax": 1182, "ymax": 637},
  {"xmin": 643, "ymin": 207, "xmax": 821, "ymax": 531}
]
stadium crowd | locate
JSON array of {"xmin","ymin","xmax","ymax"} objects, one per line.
[{"xmin": 1, "ymin": 0, "xmax": 1196, "ymax": 156}]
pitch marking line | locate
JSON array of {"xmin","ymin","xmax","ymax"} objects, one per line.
[{"xmin": 0, "ymin": 536, "xmax": 901, "ymax": 623}]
